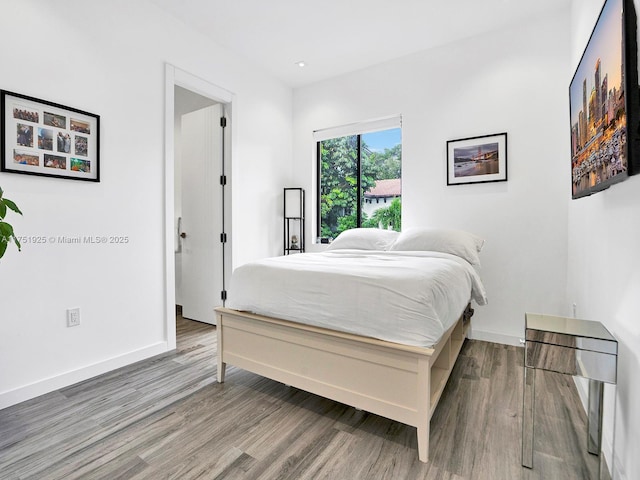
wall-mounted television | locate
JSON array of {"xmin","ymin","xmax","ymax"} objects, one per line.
[{"xmin": 569, "ymin": 0, "xmax": 640, "ymax": 199}]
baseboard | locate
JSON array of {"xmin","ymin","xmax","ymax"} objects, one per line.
[
  {"xmin": 613, "ymin": 454, "xmax": 626, "ymax": 480},
  {"xmin": 0, "ymin": 342, "xmax": 169, "ymax": 410},
  {"xmin": 468, "ymin": 328, "xmax": 522, "ymax": 346}
]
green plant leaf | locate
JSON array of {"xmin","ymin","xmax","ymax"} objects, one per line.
[
  {"xmin": 3, "ymin": 198, "xmax": 22, "ymax": 215},
  {"xmin": 0, "ymin": 238, "xmax": 7, "ymax": 259},
  {"xmin": 0, "ymin": 221, "xmax": 14, "ymax": 237},
  {"xmin": 0, "ymin": 187, "xmax": 22, "ymax": 259}
]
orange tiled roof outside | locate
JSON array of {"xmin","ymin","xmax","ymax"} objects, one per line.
[{"xmin": 364, "ymin": 178, "xmax": 401, "ymax": 198}]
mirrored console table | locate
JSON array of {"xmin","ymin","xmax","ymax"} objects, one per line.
[{"xmin": 522, "ymin": 313, "xmax": 617, "ymax": 479}]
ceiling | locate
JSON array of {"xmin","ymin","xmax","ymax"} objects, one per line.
[{"xmin": 150, "ymin": 0, "xmax": 571, "ymax": 88}]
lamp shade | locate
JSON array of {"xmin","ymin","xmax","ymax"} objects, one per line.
[{"xmin": 284, "ymin": 188, "xmax": 302, "ymax": 218}]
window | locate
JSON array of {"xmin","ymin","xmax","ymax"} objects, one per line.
[{"xmin": 315, "ymin": 117, "xmax": 402, "ymax": 240}]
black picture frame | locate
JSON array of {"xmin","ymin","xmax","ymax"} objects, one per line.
[
  {"xmin": 1, "ymin": 90, "xmax": 100, "ymax": 182},
  {"xmin": 569, "ymin": 0, "xmax": 640, "ymax": 199},
  {"xmin": 446, "ymin": 132, "xmax": 507, "ymax": 185}
]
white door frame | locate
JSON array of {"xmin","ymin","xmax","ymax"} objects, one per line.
[{"xmin": 164, "ymin": 64, "xmax": 234, "ymax": 349}]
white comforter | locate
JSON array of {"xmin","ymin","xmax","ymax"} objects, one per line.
[{"xmin": 226, "ymin": 250, "xmax": 487, "ymax": 347}]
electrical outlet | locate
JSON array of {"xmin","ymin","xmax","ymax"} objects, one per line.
[
  {"xmin": 572, "ymin": 303, "xmax": 577, "ymax": 318},
  {"xmin": 67, "ymin": 308, "xmax": 80, "ymax": 327}
]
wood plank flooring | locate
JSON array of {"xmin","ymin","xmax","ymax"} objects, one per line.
[{"xmin": 0, "ymin": 316, "xmax": 603, "ymax": 479}]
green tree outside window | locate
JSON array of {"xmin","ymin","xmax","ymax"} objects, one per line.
[{"xmin": 319, "ymin": 129, "xmax": 401, "ymax": 239}]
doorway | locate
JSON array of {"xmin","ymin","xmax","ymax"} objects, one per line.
[
  {"xmin": 175, "ymin": 91, "xmax": 223, "ymax": 325},
  {"xmin": 164, "ymin": 65, "xmax": 233, "ymax": 348}
]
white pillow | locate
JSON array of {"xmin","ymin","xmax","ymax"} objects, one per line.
[
  {"xmin": 326, "ymin": 228, "xmax": 399, "ymax": 251},
  {"xmin": 389, "ymin": 227, "xmax": 484, "ymax": 266}
]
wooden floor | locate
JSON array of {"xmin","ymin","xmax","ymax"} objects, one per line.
[{"xmin": 0, "ymin": 316, "xmax": 602, "ymax": 480}]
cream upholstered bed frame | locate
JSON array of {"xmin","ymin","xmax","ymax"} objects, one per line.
[{"xmin": 215, "ymin": 305, "xmax": 474, "ymax": 463}]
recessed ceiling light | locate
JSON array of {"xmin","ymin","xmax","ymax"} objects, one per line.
[{"xmin": 295, "ymin": 61, "xmax": 306, "ymax": 68}]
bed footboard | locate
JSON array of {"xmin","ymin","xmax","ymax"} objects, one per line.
[{"xmin": 215, "ymin": 306, "xmax": 471, "ymax": 463}]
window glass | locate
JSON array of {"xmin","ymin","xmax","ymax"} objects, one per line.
[
  {"xmin": 318, "ymin": 128, "xmax": 401, "ymax": 240},
  {"xmin": 361, "ymin": 129, "xmax": 401, "ymax": 230},
  {"xmin": 319, "ymin": 135, "xmax": 358, "ymax": 238}
]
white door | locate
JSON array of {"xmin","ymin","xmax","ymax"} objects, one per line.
[{"xmin": 180, "ymin": 104, "xmax": 224, "ymax": 324}]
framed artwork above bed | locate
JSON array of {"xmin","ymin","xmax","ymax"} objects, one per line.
[{"xmin": 446, "ymin": 132, "xmax": 507, "ymax": 185}]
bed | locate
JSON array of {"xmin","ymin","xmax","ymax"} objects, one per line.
[{"xmin": 215, "ymin": 227, "xmax": 487, "ymax": 463}]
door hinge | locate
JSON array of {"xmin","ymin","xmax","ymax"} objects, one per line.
[
  {"xmin": 220, "ymin": 117, "xmax": 227, "ymax": 128},
  {"xmin": 220, "ymin": 175, "xmax": 227, "ymax": 185},
  {"xmin": 221, "ymin": 290, "xmax": 227, "ymax": 301},
  {"xmin": 220, "ymin": 233, "xmax": 227, "ymax": 243}
]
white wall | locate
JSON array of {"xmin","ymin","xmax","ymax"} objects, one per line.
[
  {"xmin": 0, "ymin": 0, "xmax": 292, "ymax": 408},
  {"xmin": 569, "ymin": 2, "xmax": 640, "ymax": 478},
  {"xmin": 293, "ymin": 10, "xmax": 571, "ymax": 344}
]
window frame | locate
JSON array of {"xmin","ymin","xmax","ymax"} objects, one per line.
[{"xmin": 314, "ymin": 115, "xmax": 402, "ymax": 242}]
